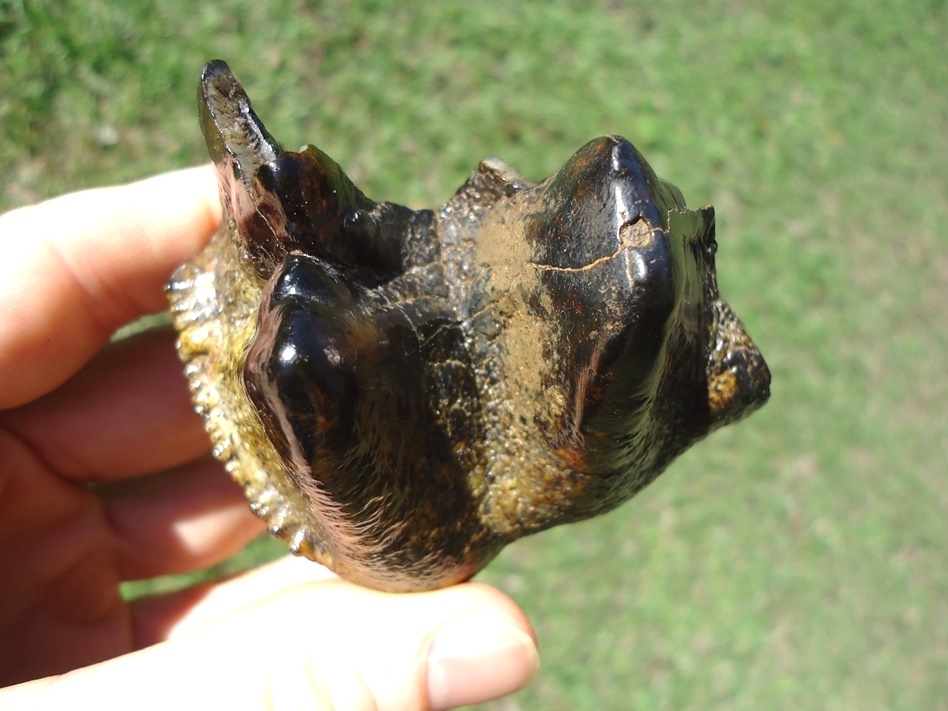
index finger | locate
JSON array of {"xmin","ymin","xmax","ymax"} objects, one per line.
[{"xmin": 0, "ymin": 166, "xmax": 221, "ymax": 409}]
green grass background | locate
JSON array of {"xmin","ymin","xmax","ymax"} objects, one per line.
[{"xmin": 2, "ymin": 0, "xmax": 946, "ymax": 708}]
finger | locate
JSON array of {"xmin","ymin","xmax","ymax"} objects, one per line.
[
  {"xmin": 137, "ymin": 560, "xmax": 538, "ymax": 710},
  {"xmin": 98, "ymin": 456, "xmax": 265, "ymax": 581},
  {"xmin": 130, "ymin": 556, "xmax": 339, "ymax": 646},
  {"xmin": 0, "ymin": 166, "xmax": 221, "ymax": 409},
  {"xmin": 1, "ymin": 328, "xmax": 210, "ymax": 482},
  {"xmin": 5, "ymin": 575, "xmax": 539, "ymax": 711}
]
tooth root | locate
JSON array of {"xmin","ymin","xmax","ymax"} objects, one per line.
[
  {"xmin": 706, "ymin": 298, "xmax": 772, "ymax": 428},
  {"xmin": 198, "ymin": 60, "xmax": 419, "ymax": 282},
  {"xmin": 198, "ymin": 60, "xmax": 286, "ymax": 276},
  {"xmin": 199, "ymin": 59, "xmax": 281, "ymax": 185}
]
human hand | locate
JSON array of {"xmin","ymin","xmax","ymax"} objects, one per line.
[{"xmin": 0, "ymin": 168, "xmax": 539, "ymax": 710}]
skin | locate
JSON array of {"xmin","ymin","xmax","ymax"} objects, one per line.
[{"xmin": 0, "ymin": 167, "xmax": 538, "ymax": 710}]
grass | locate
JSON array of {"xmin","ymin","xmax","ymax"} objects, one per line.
[{"xmin": 2, "ymin": 0, "xmax": 946, "ymax": 708}]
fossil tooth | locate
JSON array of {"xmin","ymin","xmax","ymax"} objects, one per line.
[{"xmin": 167, "ymin": 60, "xmax": 771, "ymax": 592}]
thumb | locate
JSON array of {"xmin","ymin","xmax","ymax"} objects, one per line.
[{"xmin": 0, "ymin": 574, "xmax": 539, "ymax": 711}]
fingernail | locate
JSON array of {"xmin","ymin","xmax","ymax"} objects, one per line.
[{"xmin": 426, "ymin": 612, "xmax": 540, "ymax": 711}]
